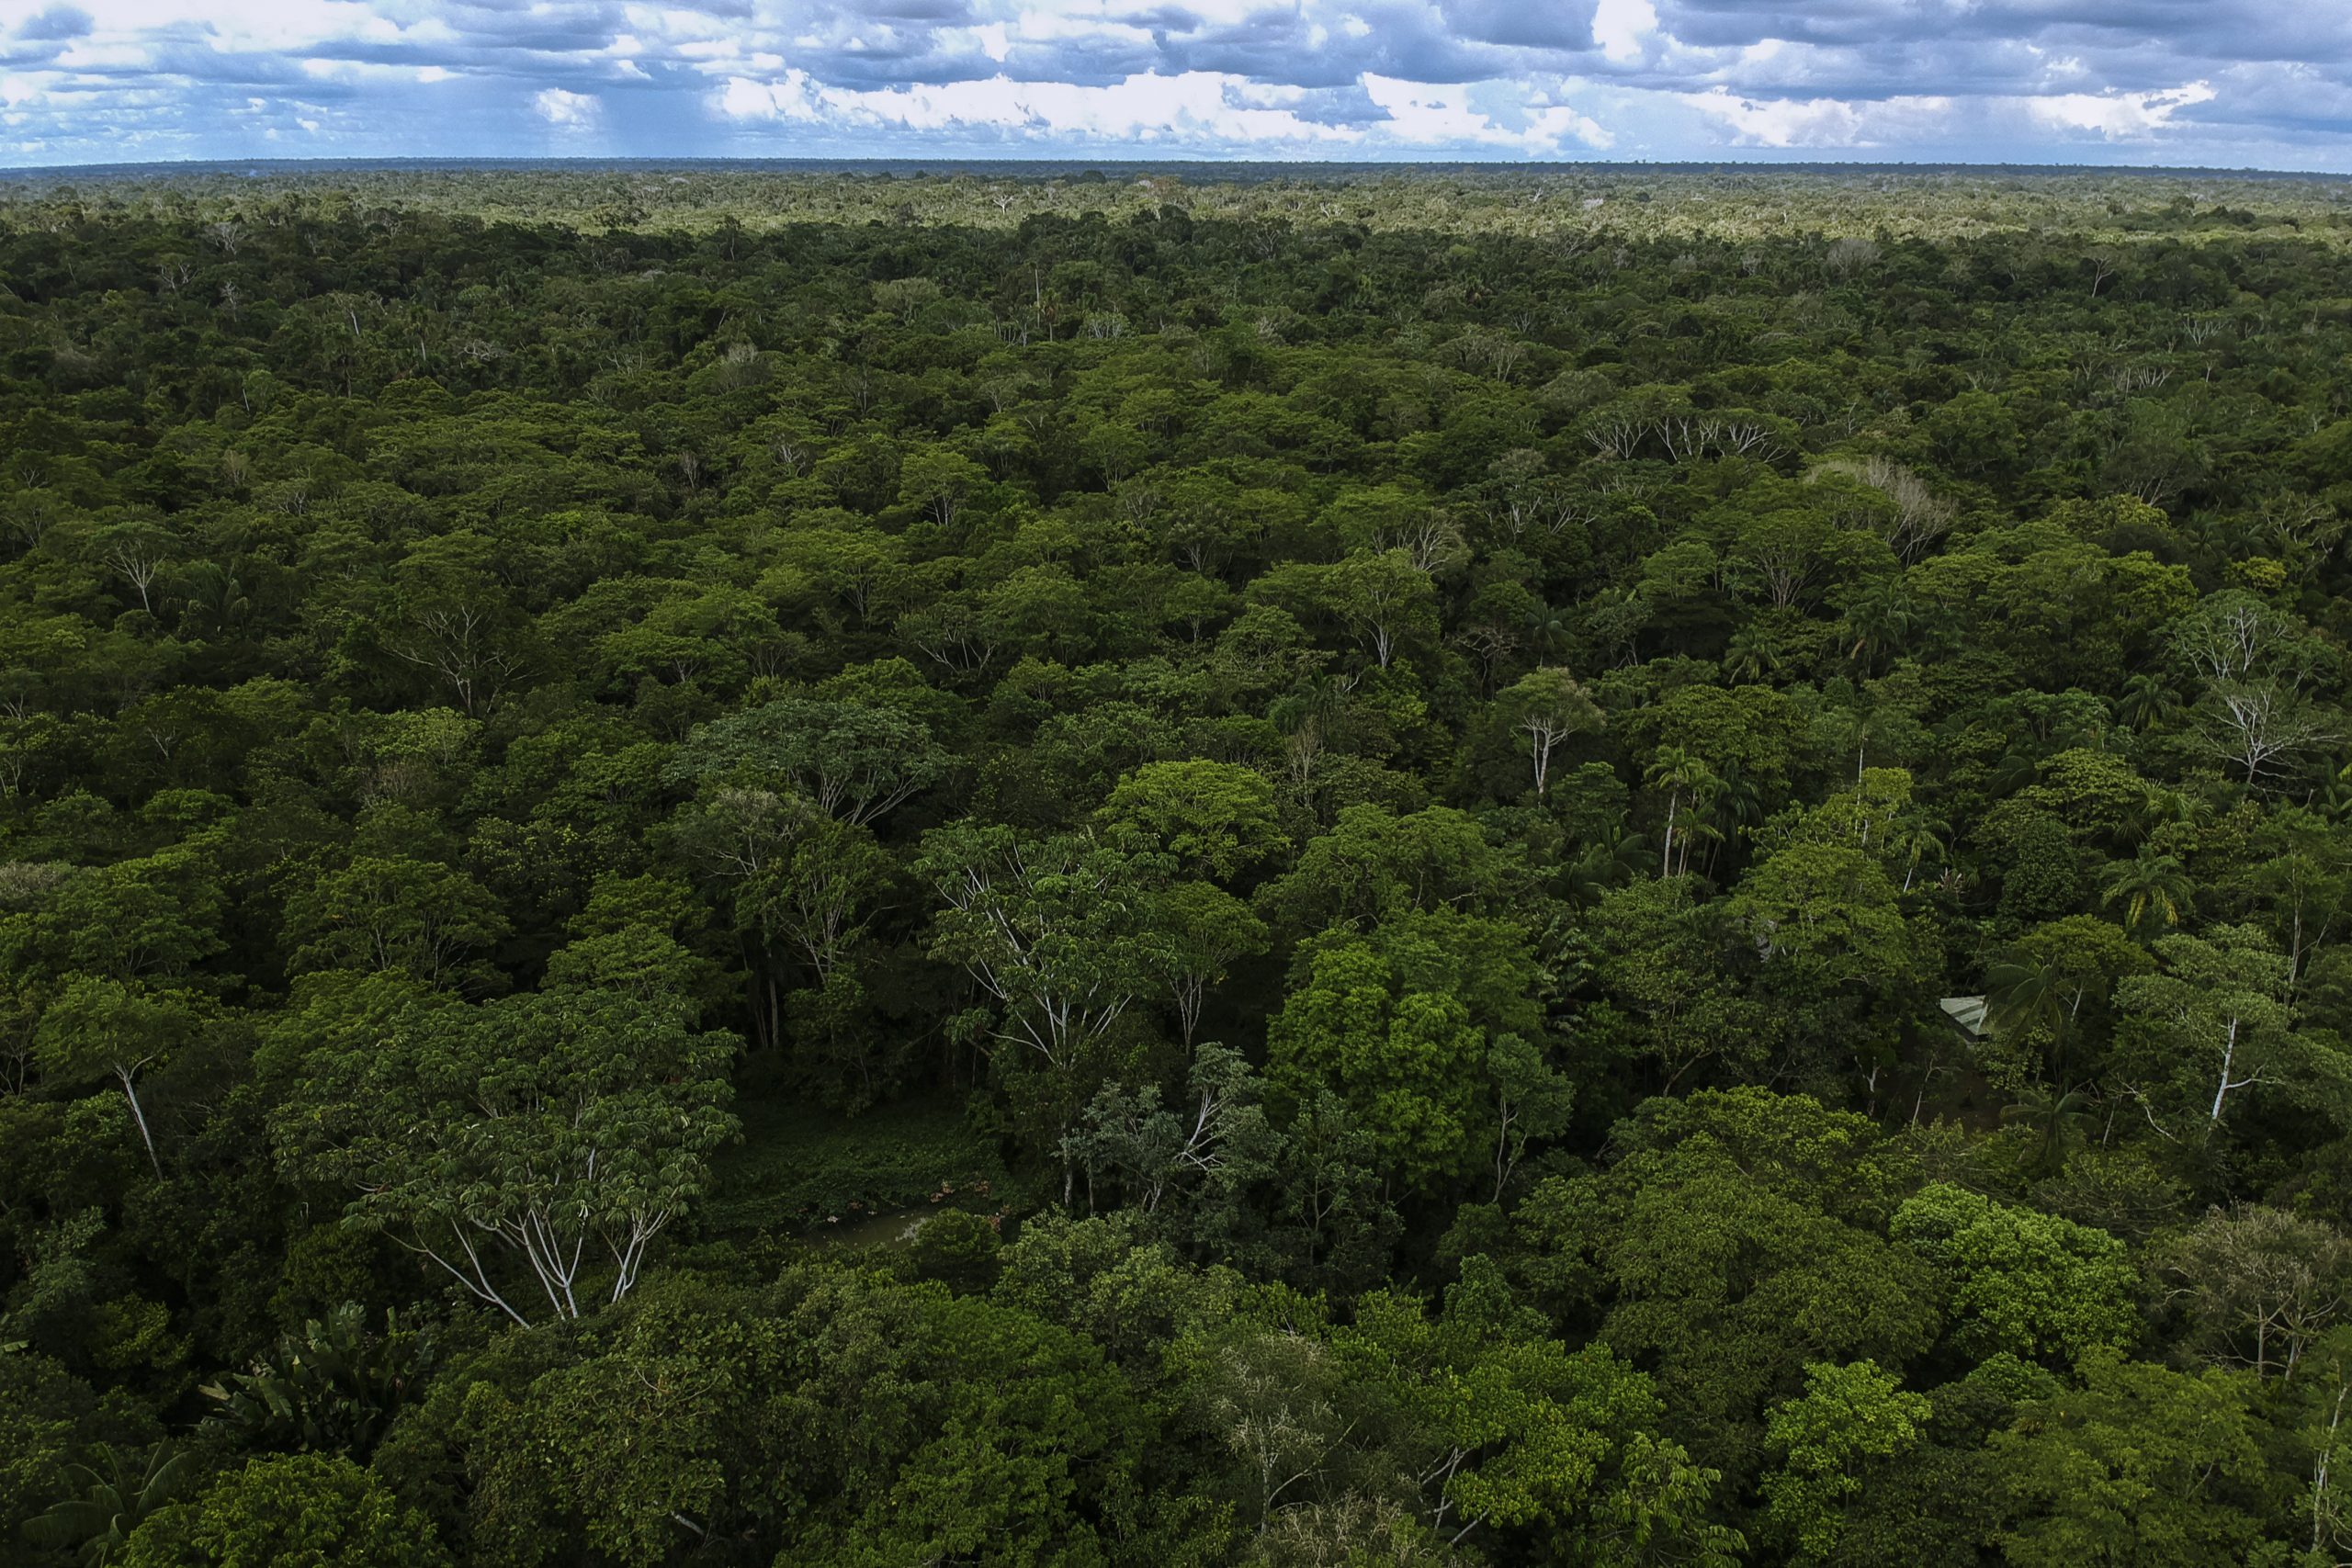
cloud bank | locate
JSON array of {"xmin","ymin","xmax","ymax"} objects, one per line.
[{"xmin": 2, "ymin": 0, "xmax": 2347, "ymax": 169}]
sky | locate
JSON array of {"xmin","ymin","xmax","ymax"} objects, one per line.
[{"xmin": 2, "ymin": 0, "xmax": 2350, "ymax": 172}]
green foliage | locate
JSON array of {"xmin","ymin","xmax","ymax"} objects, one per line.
[
  {"xmin": 1268, "ymin": 910, "xmax": 1540, "ymax": 1194},
  {"xmin": 280, "ymin": 856, "xmax": 509, "ymax": 992},
  {"xmin": 119, "ymin": 1453, "xmax": 449, "ymax": 1568},
  {"xmin": 199, "ymin": 1303, "xmax": 435, "ymax": 1458},
  {"xmin": 665, "ymin": 695, "xmax": 950, "ymax": 827},
  {"xmin": 1987, "ymin": 1351, "xmax": 2270, "ymax": 1567},
  {"xmin": 6, "ymin": 166, "xmax": 2352, "ymax": 1566},
  {"xmin": 703, "ymin": 1094, "xmax": 1011, "ymax": 1234},
  {"xmin": 271, "ymin": 984, "xmax": 739, "ymax": 1325},
  {"xmin": 1510, "ymin": 1091, "xmax": 1939, "ymax": 1473},
  {"xmin": 25, "ymin": 1444, "xmax": 194, "ymax": 1567},
  {"xmin": 0, "ymin": 1351, "xmax": 107, "ymax": 1551},
  {"xmin": 1760, "ymin": 1360, "xmax": 1931, "ymax": 1562},
  {"xmin": 1098, "ymin": 760, "xmax": 1288, "ymax": 880},
  {"xmin": 1892, "ymin": 1184, "xmax": 2138, "ymax": 1365}
]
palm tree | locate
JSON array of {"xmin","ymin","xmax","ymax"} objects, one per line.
[
  {"xmin": 1567, "ymin": 824, "xmax": 1650, "ymax": 907},
  {"xmin": 1985, "ymin": 951, "xmax": 2084, "ymax": 1077},
  {"xmin": 1705, "ymin": 761, "xmax": 1766, "ymax": 875},
  {"xmin": 1723, "ymin": 622, "xmax": 1784, "ymax": 684},
  {"xmin": 1673, "ymin": 818, "xmax": 1725, "ymax": 883},
  {"xmin": 1824, "ymin": 698, "xmax": 1908, "ymax": 781},
  {"xmin": 1987, "ymin": 747, "xmax": 2039, "ymax": 797},
  {"xmin": 2098, "ymin": 852, "xmax": 2194, "ymax": 938},
  {"xmin": 25, "ymin": 1444, "xmax": 191, "ymax": 1566},
  {"xmin": 1519, "ymin": 600, "xmax": 1573, "ymax": 662},
  {"xmin": 1892, "ymin": 810, "xmax": 1951, "ymax": 892},
  {"xmin": 2116, "ymin": 671, "xmax": 2186, "ymax": 733},
  {"xmin": 1713, "ymin": 760, "xmax": 1766, "ymax": 831},
  {"xmin": 1840, "ymin": 578, "xmax": 1915, "ymax": 671},
  {"xmin": 1645, "ymin": 746, "xmax": 1721, "ymax": 879},
  {"xmin": 2118, "ymin": 786, "xmax": 2211, "ymax": 850},
  {"xmin": 2002, "ymin": 1083, "xmax": 2097, "ymax": 1174}
]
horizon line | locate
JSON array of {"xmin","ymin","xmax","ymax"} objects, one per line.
[{"xmin": 5, "ymin": 154, "xmax": 2351, "ymax": 184}]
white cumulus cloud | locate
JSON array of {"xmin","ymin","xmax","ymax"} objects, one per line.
[
  {"xmin": 0, "ymin": 0, "xmax": 2342, "ymax": 168},
  {"xmin": 533, "ymin": 86, "xmax": 600, "ymax": 129},
  {"xmin": 2028, "ymin": 83, "xmax": 2218, "ymax": 140}
]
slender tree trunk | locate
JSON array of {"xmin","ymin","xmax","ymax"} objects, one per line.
[
  {"xmin": 2211, "ymin": 1018, "xmax": 2240, "ymax": 1124},
  {"xmin": 2316, "ymin": 1382, "xmax": 2346, "ymax": 1555},
  {"xmin": 115, "ymin": 1064, "xmax": 161, "ymax": 1178}
]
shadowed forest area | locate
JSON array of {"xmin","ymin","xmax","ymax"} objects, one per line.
[{"xmin": 6, "ymin": 164, "xmax": 2352, "ymax": 1565}]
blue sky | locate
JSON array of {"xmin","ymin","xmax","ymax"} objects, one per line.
[{"xmin": 4, "ymin": 0, "xmax": 2350, "ymax": 171}]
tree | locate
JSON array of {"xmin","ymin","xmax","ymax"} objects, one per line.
[
  {"xmin": 25, "ymin": 1444, "xmax": 193, "ymax": 1567},
  {"xmin": 897, "ymin": 446, "xmax": 989, "ymax": 529},
  {"xmin": 1510, "ymin": 1090, "xmax": 1940, "ymax": 1461},
  {"xmin": 272, "ymin": 983, "xmax": 739, "ymax": 1326},
  {"xmin": 1483, "ymin": 1033, "xmax": 1573, "ymax": 1202},
  {"xmin": 2167, "ymin": 590, "xmax": 2338, "ymax": 785},
  {"xmin": 1494, "ymin": 668, "xmax": 1604, "ymax": 798},
  {"xmin": 2001, "ymin": 1084, "xmax": 2098, "ymax": 1175},
  {"xmin": 1759, "ymin": 1360, "xmax": 1930, "ymax": 1562},
  {"xmin": 1644, "ymin": 745, "xmax": 1720, "ymax": 878},
  {"xmin": 1837, "ymin": 576, "xmax": 1917, "ymax": 670},
  {"xmin": 14, "ymin": 846, "xmax": 228, "ymax": 984},
  {"xmin": 199, "ymin": 1302, "xmax": 435, "ymax": 1458},
  {"xmin": 2165, "ymin": 1205, "xmax": 2352, "ymax": 1380},
  {"xmin": 280, "ymin": 855, "xmax": 508, "ymax": 991},
  {"xmin": 1062, "ymin": 1043, "xmax": 1271, "ymax": 1219},
  {"xmin": 1147, "ymin": 881, "xmax": 1270, "ymax": 1047},
  {"xmin": 594, "ymin": 581, "xmax": 781, "ymax": 693},
  {"xmin": 918, "ymin": 825, "xmax": 1170, "ymax": 1079},
  {"xmin": 1268, "ymin": 928, "xmax": 1489, "ymax": 1195},
  {"xmin": 919, "ymin": 825, "xmax": 1173, "ymax": 1190},
  {"xmin": 31, "ymin": 976, "xmax": 195, "ymax": 1178},
  {"xmin": 731, "ymin": 813, "xmax": 893, "ymax": 1052},
  {"xmin": 1890, "ymin": 1182, "xmax": 2138, "ymax": 1364},
  {"xmin": 1186, "ymin": 1325, "xmax": 1355, "ymax": 1534},
  {"xmin": 442, "ymin": 1276, "xmax": 799, "ymax": 1564},
  {"xmin": 1097, "ymin": 760, "xmax": 1288, "ymax": 881},
  {"xmin": 1988, "ymin": 1351, "xmax": 2268, "ymax": 1568},
  {"xmin": 2116, "ymin": 671, "xmax": 2186, "ymax": 734},
  {"xmin": 1724, "ymin": 502, "xmax": 1871, "ymax": 613},
  {"xmin": 762, "ymin": 1270, "xmax": 1149, "ymax": 1564},
  {"xmin": 2299, "ymin": 1328, "xmax": 2352, "ymax": 1564},
  {"xmin": 1983, "ymin": 916, "xmax": 2152, "ymax": 1084},
  {"xmin": 2239, "ymin": 807, "xmax": 2352, "ymax": 986},
  {"xmin": 666, "ymin": 695, "xmax": 950, "ymax": 827},
  {"xmin": 118, "ymin": 1453, "xmax": 449, "ymax": 1568},
  {"xmin": 2199, "ymin": 678, "xmax": 2335, "ymax": 786},
  {"xmin": 1256, "ymin": 805, "xmax": 1511, "ymax": 936},
  {"xmin": 2112, "ymin": 925, "xmax": 2310, "ymax": 1136},
  {"xmin": 1725, "ymin": 842, "xmax": 1923, "ymax": 1031},
  {"xmin": 86, "ymin": 517, "xmax": 175, "ymax": 617},
  {"xmin": 381, "ymin": 532, "xmax": 532, "ymax": 718},
  {"xmin": 1341, "ymin": 1264, "xmax": 1738, "ymax": 1562},
  {"xmin": 1267, "ymin": 1089, "xmax": 1402, "ymax": 1292},
  {"xmin": 2097, "ymin": 852, "xmax": 2194, "ymax": 939},
  {"xmin": 1337, "ymin": 549, "xmax": 1446, "ymax": 669}
]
